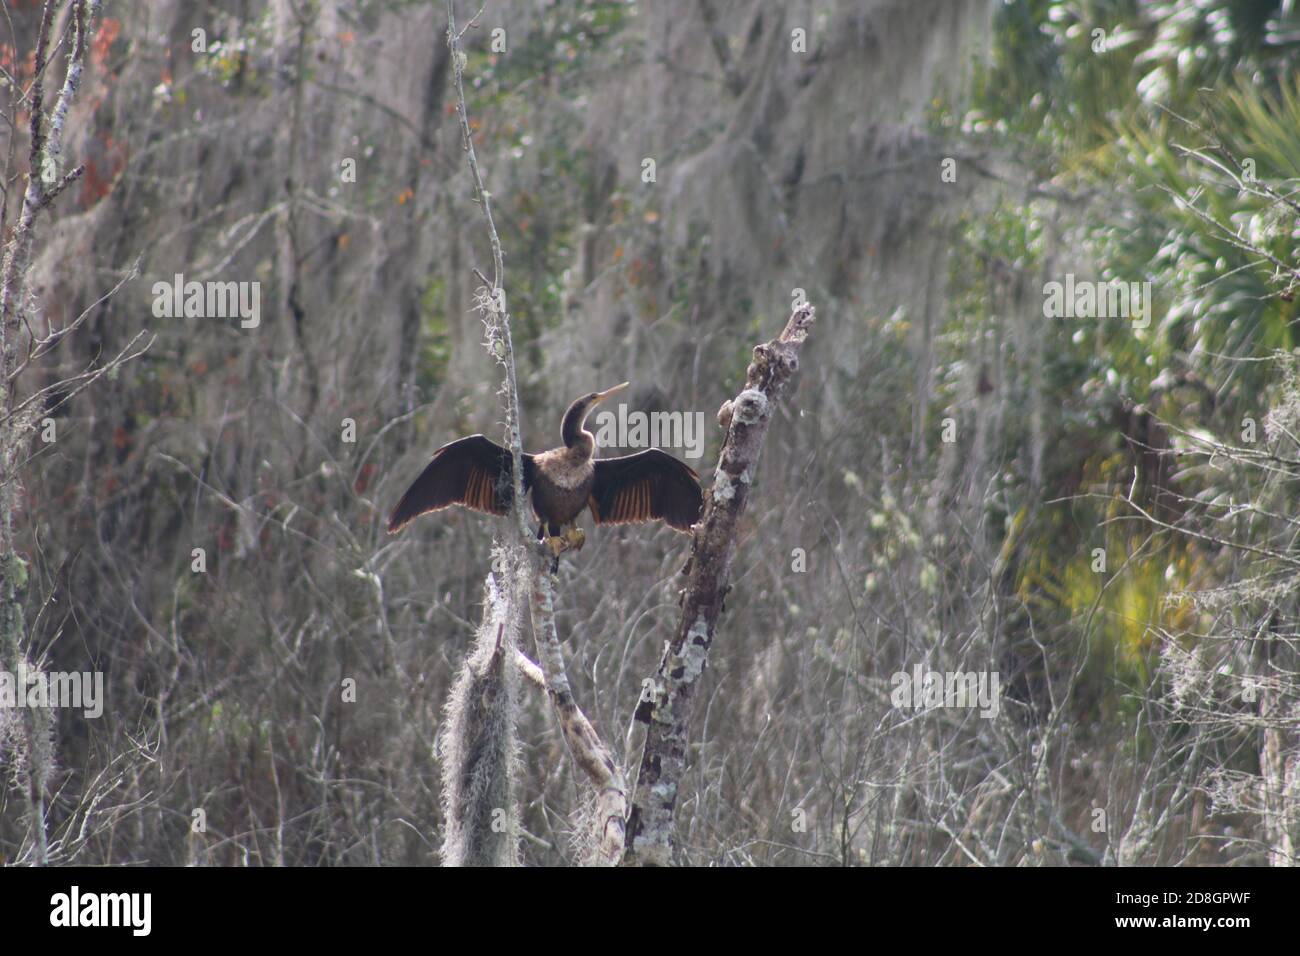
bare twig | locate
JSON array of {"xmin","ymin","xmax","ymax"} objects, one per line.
[
  {"xmin": 0, "ymin": 0, "xmax": 106, "ymax": 871},
  {"xmin": 446, "ymin": 0, "xmax": 629, "ymax": 865}
]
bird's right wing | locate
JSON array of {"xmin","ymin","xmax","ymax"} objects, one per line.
[{"xmin": 386, "ymin": 435, "xmax": 533, "ymax": 534}]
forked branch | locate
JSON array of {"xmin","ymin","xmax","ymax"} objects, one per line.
[{"xmin": 445, "ymin": 0, "xmax": 628, "ymax": 865}]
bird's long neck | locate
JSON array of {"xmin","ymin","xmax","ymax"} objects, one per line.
[{"xmin": 561, "ymin": 399, "xmax": 596, "ymax": 458}]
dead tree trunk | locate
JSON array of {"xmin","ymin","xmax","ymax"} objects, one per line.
[
  {"xmin": 0, "ymin": 0, "xmax": 101, "ymax": 867},
  {"xmin": 443, "ymin": 0, "xmax": 627, "ymax": 865},
  {"xmin": 623, "ymin": 302, "xmax": 816, "ymax": 866},
  {"xmin": 1259, "ymin": 610, "xmax": 1300, "ymax": 866}
]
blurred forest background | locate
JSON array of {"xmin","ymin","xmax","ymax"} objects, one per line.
[{"xmin": 2, "ymin": 0, "xmax": 1300, "ymax": 866}]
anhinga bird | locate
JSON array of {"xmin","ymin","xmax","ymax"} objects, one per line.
[{"xmin": 386, "ymin": 383, "xmax": 703, "ymax": 567}]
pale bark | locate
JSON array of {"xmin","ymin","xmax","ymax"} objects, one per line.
[
  {"xmin": 445, "ymin": 0, "xmax": 629, "ymax": 864},
  {"xmin": 1258, "ymin": 614, "xmax": 1300, "ymax": 866},
  {"xmin": 0, "ymin": 0, "xmax": 100, "ymax": 868},
  {"xmin": 624, "ymin": 302, "xmax": 816, "ymax": 866},
  {"xmin": 528, "ymin": 576, "xmax": 628, "ymax": 863}
]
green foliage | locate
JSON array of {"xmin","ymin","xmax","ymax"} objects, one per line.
[
  {"xmin": 941, "ymin": 0, "xmax": 1300, "ymax": 725},
  {"xmin": 417, "ymin": 276, "xmax": 452, "ymax": 397},
  {"xmin": 1102, "ymin": 77, "xmax": 1300, "ymax": 403},
  {"xmin": 500, "ymin": 130, "xmax": 587, "ymax": 366},
  {"xmin": 3, "ymin": 554, "xmax": 29, "ymax": 592},
  {"xmin": 193, "ymin": 12, "xmax": 276, "ymax": 98},
  {"xmin": 464, "ymin": 1, "xmax": 634, "ymax": 108},
  {"xmin": 451, "ymin": 5, "xmax": 639, "ymax": 373}
]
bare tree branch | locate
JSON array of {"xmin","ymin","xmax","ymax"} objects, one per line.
[
  {"xmin": 624, "ymin": 301, "xmax": 817, "ymax": 865},
  {"xmin": 0, "ymin": 0, "xmax": 104, "ymax": 870},
  {"xmin": 445, "ymin": 0, "xmax": 629, "ymax": 865}
]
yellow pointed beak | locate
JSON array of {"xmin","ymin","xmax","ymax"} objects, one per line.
[{"xmin": 594, "ymin": 381, "xmax": 630, "ymax": 403}]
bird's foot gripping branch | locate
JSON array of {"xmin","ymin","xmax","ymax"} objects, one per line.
[
  {"xmin": 541, "ymin": 524, "xmax": 586, "ymax": 566},
  {"xmin": 623, "ymin": 301, "xmax": 817, "ymax": 867}
]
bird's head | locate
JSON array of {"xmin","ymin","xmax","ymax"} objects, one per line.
[{"xmin": 562, "ymin": 381, "xmax": 629, "ymax": 453}]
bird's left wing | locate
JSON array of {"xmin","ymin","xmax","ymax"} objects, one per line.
[
  {"xmin": 386, "ymin": 435, "xmax": 534, "ymax": 534},
  {"xmin": 589, "ymin": 448, "xmax": 703, "ymax": 532}
]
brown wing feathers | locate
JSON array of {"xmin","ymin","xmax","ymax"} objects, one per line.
[
  {"xmin": 589, "ymin": 449, "xmax": 703, "ymax": 532},
  {"xmin": 386, "ymin": 435, "xmax": 531, "ymax": 534},
  {"xmin": 388, "ymin": 435, "xmax": 700, "ymax": 537}
]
